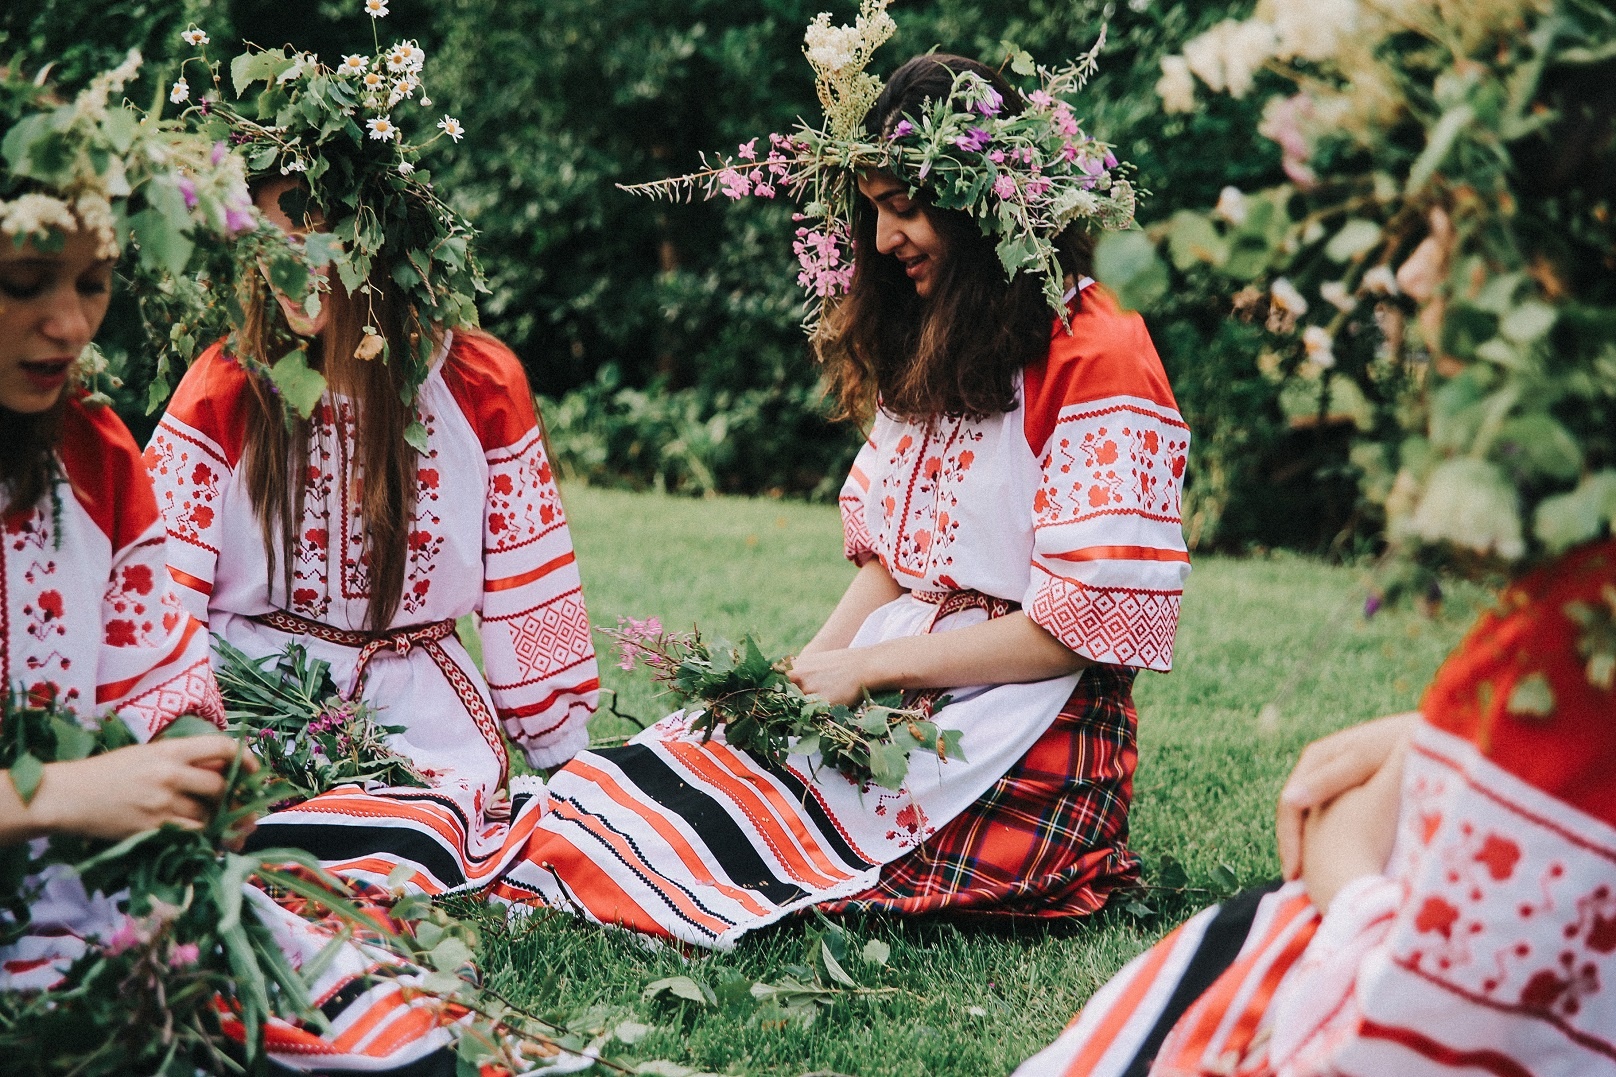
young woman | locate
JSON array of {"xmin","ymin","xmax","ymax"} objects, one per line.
[
  {"xmin": 1016, "ymin": 539, "xmax": 1616, "ymax": 1076},
  {"xmin": 494, "ymin": 52, "xmax": 1189, "ymax": 945},
  {"xmin": 148, "ymin": 69, "xmax": 600, "ymax": 896},
  {"xmin": 0, "ymin": 69, "xmax": 515, "ymax": 1074}
]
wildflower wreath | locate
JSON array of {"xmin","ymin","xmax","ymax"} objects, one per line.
[
  {"xmin": 620, "ymin": 0, "xmax": 1138, "ymax": 338},
  {"xmin": 169, "ymin": 6, "xmax": 485, "ymax": 439},
  {"xmin": 0, "ymin": 53, "xmax": 308, "ymax": 411}
]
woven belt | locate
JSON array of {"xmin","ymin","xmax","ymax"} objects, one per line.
[{"xmin": 250, "ymin": 608, "xmax": 508, "ymax": 780}]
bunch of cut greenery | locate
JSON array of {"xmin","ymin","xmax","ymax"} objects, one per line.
[
  {"xmin": 608, "ymin": 619, "xmax": 964, "ymax": 790},
  {"xmin": 0, "ymin": 693, "xmax": 384, "ymax": 1074},
  {"xmin": 212, "ymin": 637, "xmax": 430, "ymax": 805}
]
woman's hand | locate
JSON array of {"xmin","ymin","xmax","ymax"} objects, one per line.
[
  {"xmin": 1299, "ymin": 734, "xmax": 1408, "ymax": 912},
  {"xmin": 787, "ymin": 648, "xmax": 873, "ymax": 708},
  {"xmin": 24, "ymin": 736, "xmax": 246, "ymax": 842},
  {"xmin": 1277, "ymin": 711, "xmax": 1420, "ymax": 880}
]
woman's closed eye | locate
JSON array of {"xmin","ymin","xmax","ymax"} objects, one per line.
[{"xmin": 0, "ymin": 272, "xmax": 47, "ymax": 300}]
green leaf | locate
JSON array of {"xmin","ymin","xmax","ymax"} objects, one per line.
[
  {"xmin": 867, "ymin": 741, "xmax": 911, "ymax": 790},
  {"xmin": 231, "ymin": 49, "xmax": 294, "ymax": 97},
  {"xmin": 938, "ymin": 728, "xmax": 966, "ymax": 763},
  {"xmin": 129, "ymin": 206, "xmax": 195, "ymax": 278},
  {"xmin": 1495, "ymin": 414, "xmax": 1583, "ymax": 482},
  {"xmin": 1324, "ymin": 219, "xmax": 1382, "ymax": 263},
  {"xmin": 860, "ymin": 938, "xmax": 891, "ymax": 967},
  {"xmin": 1407, "ymin": 103, "xmax": 1475, "ymax": 193},
  {"xmin": 48, "ymin": 716, "xmax": 96, "ymax": 761},
  {"xmin": 1156, "ymin": 854, "xmax": 1188, "ymax": 891},
  {"xmin": 9, "ymin": 752, "xmax": 44, "ymax": 805},
  {"xmin": 427, "ymin": 935, "xmax": 475, "ymax": 972},
  {"xmin": 162, "ymin": 713, "xmax": 227, "ymax": 739},
  {"xmin": 1094, "ymin": 230, "xmax": 1169, "ymax": 312},
  {"xmin": 1500, "ymin": 301, "xmax": 1558, "ymax": 344},
  {"xmin": 1534, "ymin": 471, "xmax": 1616, "ymax": 553},
  {"xmin": 1166, "ymin": 211, "xmax": 1228, "ymax": 270},
  {"xmin": 268, "ymin": 349, "xmax": 328, "ymax": 418},
  {"xmin": 614, "ymin": 1020, "xmax": 653, "ymax": 1045},
  {"xmin": 403, "ymin": 420, "xmax": 430, "ymax": 452},
  {"xmin": 643, "ymin": 975, "xmax": 714, "ymax": 1007},
  {"xmin": 1506, "ymin": 672, "xmax": 1555, "ymax": 719},
  {"xmin": 820, "ymin": 939, "xmax": 857, "ymax": 987},
  {"xmin": 1211, "ymin": 862, "xmax": 1240, "ymax": 893}
]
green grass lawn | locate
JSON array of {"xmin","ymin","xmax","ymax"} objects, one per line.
[{"xmin": 467, "ymin": 485, "xmax": 1488, "ymax": 1077}]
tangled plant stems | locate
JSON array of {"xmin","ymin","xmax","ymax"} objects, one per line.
[{"xmin": 606, "ymin": 618, "xmax": 964, "ymax": 790}]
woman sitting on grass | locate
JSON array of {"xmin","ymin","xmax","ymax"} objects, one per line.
[
  {"xmin": 147, "ymin": 28, "xmax": 599, "ymax": 898},
  {"xmin": 0, "ymin": 60, "xmax": 551, "ymax": 1076},
  {"xmin": 494, "ymin": 4, "xmax": 1190, "ymax": 947}
]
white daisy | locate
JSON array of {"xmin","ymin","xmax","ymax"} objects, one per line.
[
  {"xmin": 366, "ymin": 116, "xmax": 398, "ymax": 141},
  {"xmin": 436, "ymin": 115, "xmax": 464, "ymax": 142},
  {"xmin": 170, "ymin": 78, "xmax": 190, "ymax": 104},
  {"xmin": 339, "ymin": 54, "xmax": 368, "ymax": 76},
  {"xmin": 180, "ymin": 28, "xmax": 210, "ymax": 46},
  {"xmin": 364, "ymin": 0, "xmax": 389, "ymax": 17}
]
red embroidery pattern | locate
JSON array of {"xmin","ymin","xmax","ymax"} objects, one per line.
[
  {"xmin": 116, "ymin": 659, "xmax": 226, "ymax": 739},
  {"xmin": 101, "ymin": 542, "xmax": 177, "ymax": 649},
  {"xmin": 1033, "ymin": 403, "xmax": 1188, "ymax": 528},
  {"xmin": 491, "ymin": 588, "xmax": 593, "ymax": 682},
  {"xmin": 487, "ymin": 430, "xmax": 562, "ymax": 553},
  {"xmin": 401, "ymin": 405, "xmax": 444, "ymax": 616},
  {"xmin": 144, "ymin": 428, "xmax": 226, "ymax": 554},
  {"xmin": 870, "ymin": 419, "xmax": 985, "ymax": 579},
  {"xmin": 1027, "ymin": 570, "xmax": 1180, "ymax": 669},
  {"xmin": 1388, "ymin": 738, "xmax": 1616, "ymax": 1049}
]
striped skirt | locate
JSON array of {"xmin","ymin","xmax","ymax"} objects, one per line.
[
  {"xmin": 823, "ymin": 664, "xmax": 1141, "ymax": 919},
  {"xmin": 1013, "ymin": 881, "xmax": 1315, "ymax": 1077}
]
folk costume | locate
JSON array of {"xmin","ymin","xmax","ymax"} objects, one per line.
[
  {"xmin": 0, "ymin": 399, "xmax": 479, "ymax": 1074},
  {"xmin": 149, "ymin": 329, "xmax": 599, "ymax": 896},
  {"xmin": 1016, "ymin": 539, "xmax": 1616, "ymax": 1077},
  {"xmin": 494, "ymin": 279, "xmax": 1189, "ymax": 944}
]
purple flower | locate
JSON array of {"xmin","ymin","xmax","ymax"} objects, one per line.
[
  {"xmin": 210, "ymin": 140, "xmax": 227, "ymax": 165},
  {"xmin": 717, "ymin": 168, "xmax": 751, "ymax": 200},
  {"xmin": 1363, "ymin": 593, "xmax": 1382, "ymax": 618},
  {"xmin": 169, "ymin": 943, "xmax": 201, "ymax": 968},
  {"xmin": 737, "ymin": 138, "xmax": 758, "ymax": 160},
  {"xmin": 177, "ymin": 177, "xmax": 198, "ymax": 210},
  {"xmin": 974, "ymin": 87, "xmax": 1004, "ymax": 117},
  {"xmin": 1028, "ymin": 90, "xmax": 1054, "ymax": 109},
  {"xmin": 224, "ymin": 202, "xmax": 256, "ymax": 234},
  {"xmin": 889, "ymin": 119, "xmax": 914, "ymax": 140},
  {"xmin": 102, "ymin": 918, "xmax": 143, "ymax": 956},
  {"xmin": 992, "ymin": 175, "xmax": 1017, "ymax": 199},
  {"xmin": 1104, "ymin": 151, "xmax": 1118, "ymax": 169},
  {"xmin": 953, "ymin": 127, "xmax": 991, "ymax": 154},
  {"xmin": 754, "ymin": 182, "xmax": 776, "ymax": 199}
]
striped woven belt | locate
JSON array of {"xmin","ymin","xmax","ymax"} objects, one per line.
[{"xmin": 250, "ymin": 608, "xmax": 508, "ymax": 779}]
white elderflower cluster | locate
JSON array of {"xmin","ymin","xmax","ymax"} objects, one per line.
[
  {"xmin": 0, "ymin": 194, "xmax": 80, "ymax": 245},
  {"xmin": 803, "ymin": 0, "xmax": 896, "ymax": 138},
  {"xmin": 1182, "ymin": 18, "xmax": 1278, "ymax": 99},
  {"xmin": 1156, "ymin": 55, "xmax": 1196, "ymax": 114},
  {"xmin": 73, "ymin": 48, "xmax": 142, "ymax": 122},
  {"xmin": 1262, "ymin": 0, "xmax": 1359, "ymax": 62}
]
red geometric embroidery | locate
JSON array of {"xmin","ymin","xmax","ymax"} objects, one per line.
[
  {"xmin": 506, "ymin": 592, "xmax": 592, "ymax": 678},
  {"xmin": 1028, "ymin": 573, "xmax": 1179, "ymax": 669}
]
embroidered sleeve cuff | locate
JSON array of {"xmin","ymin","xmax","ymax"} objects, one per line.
[
  {"xmin": 1025, "ymin": 571, "xmax": 1180, "ymax": 671},
  {"xmin": 1312, "ymin": 873, "xmax": 1401, "ymax": 953},
  {"xmin": 521, "ymin": 720, "xmax": 590, "ymax": 771}
]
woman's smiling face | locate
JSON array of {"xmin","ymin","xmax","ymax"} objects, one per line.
[
  {"xmin": 857, "ymin": 170, "xmax": 947, "ymax": 298},
  {"xmin": 0, "ymin": 228, "xmax": 114, "ymax": 414}
]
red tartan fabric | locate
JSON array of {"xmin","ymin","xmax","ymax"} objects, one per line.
[{"xmin": 821, "ymin": 664, "xmax": 1140, "ymax": 918}]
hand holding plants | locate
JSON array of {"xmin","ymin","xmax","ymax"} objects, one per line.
[{"xmin": 22, "ymin": 736, "xmax": 248, "ymax": 842}]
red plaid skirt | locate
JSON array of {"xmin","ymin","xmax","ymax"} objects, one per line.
[{"xmin": 821, "ymin": 664, "xmax": 1140, "ymax": 919}]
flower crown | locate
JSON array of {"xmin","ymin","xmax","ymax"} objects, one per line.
[
  {"xmin": 0, "ymin": 53, "xmax": 296, "ymax": 406},
  {"xmin": 173, "ymin": 6, "xmax": 485, "ymax": 433},
  {"xmin": 620, "ymin": 0, "xmax": 1138, "ymax": 339}
]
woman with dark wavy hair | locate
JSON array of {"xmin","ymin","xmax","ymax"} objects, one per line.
[{"xmin": 496, "ymin": 31, "xmax": 1190, "ymax": 945}]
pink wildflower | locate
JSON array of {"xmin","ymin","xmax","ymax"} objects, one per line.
[
  {"xmin": 717, "ymin": 168, "xmax": 751, "ymax": 199},
  {"xmin": 993, "ymin": 175, "xmax": 1017, "ymax": 199},
  {"xmin": 737, "ymin": 138, "xmax": 758, "ymax": 160},
  {"xmin": 177, "ymin": 177, "xmax": 198, "ymax": 210},
  {"xmin": 754, "ymin": 183, "xmax": 776, "ymax": 199},
  {"xmin": 889, "ymin": 119, "xmax": 914, "ymax": 139},
  {"xmin": 989, "ymin": 150, "xmax": 1006, "ymax": 164},
  {"xmin": 169, "ymin": 943, "xmax": 201, "ymax": 968},
  {"xmin": 103, "ymin": 917, "xmax": 144, "ymax": 956},
  {"xmin": 211, "ymin": 141, "xmax": 227, "ymax": 166},
  {"xmin": 1028, "ymin": 90, "xmax": 1054, "ymax": 109},
  {"xmin": 1052, "ymin": 106, "xmax": 1079, "ymax": 138}
]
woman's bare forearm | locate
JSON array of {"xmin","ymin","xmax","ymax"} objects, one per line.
[
  {"xmin": 857, "ymin": 610, "xmax": 1090, "ymax": 691},
  {"xmin": 799, "ymin": 559, "xmax": 905, "ymax": 655}
]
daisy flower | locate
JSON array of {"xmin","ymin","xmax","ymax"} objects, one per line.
[
  {"xmin": 364, "ymin": 0, "xmax": 389, "ymax": 17},
  {"xmin": 362, "ymin": 70, "xmax": 386, "ymax": 91},
  {"xmin": 181, "ymin": 27, "xmax": 209, "ymax": 46},
  {"xmin": 366, "ymin": 116, "xmax": 398, "ymax": 141},
  {"xmin": 339, "ymin": 54, "xmax": 368, "ymax": 75},
  {"xmin": 398, "ymin": 161, "xmax": 416, "ymax": 176},
  {"xmin": 170, "ymin": 78, "xmax": 189, "ymax": 104},
  {"xmin": 436, "ymin": 115, "xmax": 464, "ymax": 142}
]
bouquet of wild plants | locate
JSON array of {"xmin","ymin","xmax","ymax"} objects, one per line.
[
  {"xmin": 212, "ymin": 637, "xmax": 430, "ymax": 805},
  {"xmin": 607, "ymin": 619, "xmax": 964, "ymax": 790}
]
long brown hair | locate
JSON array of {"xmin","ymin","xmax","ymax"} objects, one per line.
[
  {"xmin": 0, "ymin": 401, "xmax": 64, "ymax": 518},
  {"xmin": 237, "ymin": 259, "xmax": 428, "ymax": 632},
  {"xmin": 818, "ymin": 54, "xmax": 1094, "ymax": 424}
]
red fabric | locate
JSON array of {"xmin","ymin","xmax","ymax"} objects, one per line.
[
  {"xmin": 54, "ymin": 395, "xmax": 159, "ymax": 551},
  {"xmin": 440, "ymin": 329, "xmax": 541, "ymax": 452},
  {"xmin": 822, "ymin": 664, "xmax": 1140, "ymax": 918},
  {"xmin": 1421, "ymin": 538, "xmax": 1616, "ymax": 827},
  {"xmin": 1021, "ymin": 284, "xmax": 1181, "ymax": 456},
  {"xmin": 157, "ymin": 342, "xmax": 253, "ymax": 467}
]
